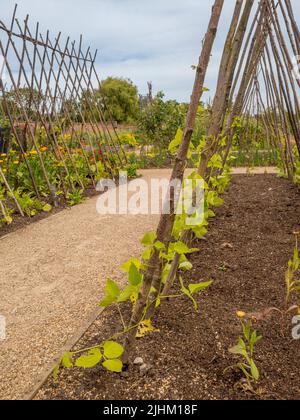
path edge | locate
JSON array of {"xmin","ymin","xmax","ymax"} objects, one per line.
[{"xmin": 23, "ymin": 306, "xmax": 106, "ymax": 401}]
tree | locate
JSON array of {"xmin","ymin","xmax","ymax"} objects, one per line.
[
  {"xmin": 137, "ymin": 91, "xmax": 185, "ymax": 151},
  {"xmin": 98, "ymin": 77, "xmax": 139, "ymax": 124}
]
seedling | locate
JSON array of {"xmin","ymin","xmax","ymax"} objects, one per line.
[
  {"xmin": 219, "ymin": 263, "xmax": 228, "ymax": 272},
  {"xmin": 227, "ymin": 319, "xmax": 262, "ymax": 385}
]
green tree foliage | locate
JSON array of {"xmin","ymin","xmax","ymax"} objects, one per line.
[
  {"xmin": 98, "ymin": 77, "xmax": 139, "ymax": 124},
  {"xmin": 137, "ymin": 91, "xmax": 185, "ymax": 151},
  {"xmin": 80, "ymin": 77, "xmax": 139, "ymax": 124}
]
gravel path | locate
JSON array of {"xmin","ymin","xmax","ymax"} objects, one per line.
[{"xmin": 0, "ymin": 167, "xmax": 277, "ymax": 400}]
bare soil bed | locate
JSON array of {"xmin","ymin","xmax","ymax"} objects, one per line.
[{"xmin": 36, "ymin": 174, "xmax": 300, "ymax": 400}]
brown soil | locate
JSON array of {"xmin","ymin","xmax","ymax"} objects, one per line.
[{"xmin": 36, "ymin": 174, "xmax": 300, "ymax": 400}]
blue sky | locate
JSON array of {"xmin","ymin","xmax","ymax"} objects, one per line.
[{"xmin": 2, "ymin": 0, "xmax": 300, "ymax": 102}]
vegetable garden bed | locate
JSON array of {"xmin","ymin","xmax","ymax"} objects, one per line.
[{"xmin": 36, "ymin": 175, "xmax": 300, "ymax": 400}]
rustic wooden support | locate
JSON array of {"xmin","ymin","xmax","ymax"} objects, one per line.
[{"xmin": 122, "ymin": 0, "xmax": 225, "ymax": 364}]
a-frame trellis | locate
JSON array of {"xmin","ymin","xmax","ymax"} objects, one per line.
[
  {"xmin": 121, "ymin": 0, "xmax": 300, "ymax": 362},
  {"xmin": 0, "ymin": 4, "xmax": 126, "ymax": 216}
]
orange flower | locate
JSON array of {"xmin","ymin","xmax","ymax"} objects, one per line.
[{"xmin": 236, "ymin": 311, "xmax": 246, "ymax": 319}]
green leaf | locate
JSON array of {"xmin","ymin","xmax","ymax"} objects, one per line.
[
  {"xmin": 293, "ymin": 247, "xmax": 300, "ymax": 271},
  {"xmin": 75, "ymin": 348, "xmax": 102, "ymax": 369},
  {"xmin": 208, "ymin": 153, "xmax": 223, "ymax": 169},
  {"xmin": 61, "ymin": 352, "xmax": 74, "ymax": 369},
  {"xmin": 250, "ymin": 360, "xmax": 260, "ymax": 381},
  {"xmin": 193, "ymin": 226, "xmax": 207, "ymax": 239},
  {"xmin": 179, "ymin": 276, "xmax": 198, "ymax": 311},
  {"xmin": 207, "ymin": 191, "xmax": 224, "ymax": 208},
  {"xmin": 142, "ymin": 247, "xmax": 152, "ymax": 261},
  {"xmin": 4, "ymin": 215, "xmax": 12, "ymax": 224},
  {"xmin": 121, "ymin": 258, "xmax": 141, "ymax": 273},
  {"xmin": 242, "ymin": 322, "xmax": 251, "ymax": 342},
  {"xmin": 117, "ymin": 285, "xmax": 137, "ymax": 303},
  {"xmin": 42, "ymin": 203, "xmax": 52, "ymax": 212},
  {"xmin": 154, "ymin": 241, "xmax": 166, "ymax": 251},
  {"xmin": 99, "ymin": 279, "xmax": 121, "ymax": 306},
  {"xmin": 168, "ymin": 128, "xmax": 183, "ymax": 153},
  {"xmin": 103, "ymin": 341, "xmax": 124, "ymax": 359},
  {"xmin": 174, "ymin": 241, "xmax": 199, "ymax": 255},
  {"xmin": 102, "ymin": 359, "xmax": 123, "ymax": 373},
  {"xmin": 105, "ymin": 279, "xmax": 120, "ymax": 299},
  {"xmin": 179, "ymin": 261, "xmax": 193, "ymax": 271},
  {"xmin": 129, "ymin": 263, "xmax": 143, "ymax": 286},
  {"xmin": 189, "ymin": 281, "xmax": 213, "ymax": 295},
  {"xmin": 229, "ymin": 344, "xmax": 248, "ymax": 359},
  {"xmin": 250, "ymin": 331, "xmax": 262, "ymax": 348},
  {"xmin": 208, "ymin": 209, "xmax": 216, "ymax": 218},
  {"xmin": 99, "ymin": 295, "xmax": 117, "ymax": 308},
  {"xmin": 141, "ymin": 232, "xmax": 156, "ymax": 247}
]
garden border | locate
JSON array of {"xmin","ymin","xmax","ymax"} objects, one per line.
[{"xmin": 23, "ymin": 306, "xmax": 106, "ymax": 400}]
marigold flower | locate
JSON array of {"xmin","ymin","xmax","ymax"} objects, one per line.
[{"xmin": 236, "ymin": 311, "xmax": 246, "ymax": 319}]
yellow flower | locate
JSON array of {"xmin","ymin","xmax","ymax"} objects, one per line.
[
  {"xmin": 30, "ymin": 150, "xmax": 38, "ymax": 155},
  {"xmin": 13, "ymin": 161, "xmax": 19, "ymax": 165},
  {"xmin": 236, "ymin": 311, "xmax": 246, "ymax": 319},
  {"xmin": 2, "ymin": 169, "xmax": 7, "ymax": 173},
  {"xmin": 40, "ymin": 147, "xmax": 48, "ymax": 152},
  {"xmin": 1, "ymin": 153, "xmax": 6, "ymax": 157},
  {"xmin": 0, "ymin": 160, "xmax": 3, "ymax": 164}
]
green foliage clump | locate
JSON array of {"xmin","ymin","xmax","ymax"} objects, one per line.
[
  {"xmin": 137, "ymin": 92, "xmax": 185, "ymax": 151},
  {"xmin": 99, "ymin": 77, "xmax": 139, "ymax": 124}
]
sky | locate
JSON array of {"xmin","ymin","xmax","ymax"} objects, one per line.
[{"xmin": 1, "ymin": 0, "xmax": 300, "ymax": 102}]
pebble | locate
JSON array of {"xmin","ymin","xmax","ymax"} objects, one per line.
[
  {"xmin": 139, "ymin": 364, "xmax": 151, "ymax": 376},
  {"xmin": 134, "ymin": 357, "xmax": 144, "ymax": 366},
  {"xmin": 221, "ymin": 242, "xmax": 234, "ymax": 249}
]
